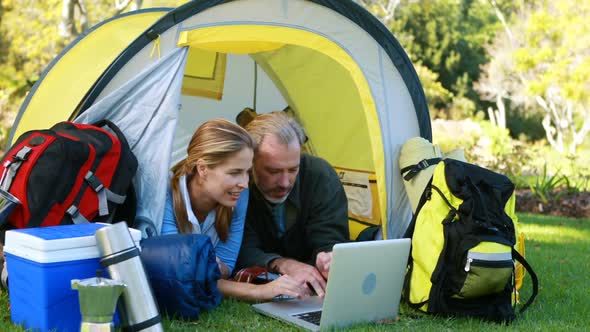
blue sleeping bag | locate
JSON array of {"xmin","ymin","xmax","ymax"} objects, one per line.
[{"xmin": 140, "ymin": 234, "xmax": 222, "ymax": 319}]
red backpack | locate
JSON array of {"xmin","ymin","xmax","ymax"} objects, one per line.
[{"xmin": 0, "ymin": 120, "xmax": 137, "ymax": 240}]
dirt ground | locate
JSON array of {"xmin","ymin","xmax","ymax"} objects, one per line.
[{"xmin": 516, "ymin": 189, "xmax": 590, "ymax": 219}]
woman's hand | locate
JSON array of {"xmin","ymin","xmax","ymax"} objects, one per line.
[
  {"xmin": 216, "ymin": 257, "xmax": 230, "ymax": 279},
  {"xmin": 259, "ymin": 275, "xmax": 309, "ymax": 300},
  {"xmin": 217, "ymin": 274, "xmax": 310, "ymax": 302}
]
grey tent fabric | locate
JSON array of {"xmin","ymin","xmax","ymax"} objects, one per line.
[{"xmin": 75, "ymin": 48, "xmax": 188, "ymax": 233}]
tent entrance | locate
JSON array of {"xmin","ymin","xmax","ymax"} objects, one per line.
[
  {"xmin": 177, "ymin": 25, "xmax": 380, "ymax": 173},
  {"xmin": 175, "ymin": 25, "xmax": 386, "ymax": 238}
]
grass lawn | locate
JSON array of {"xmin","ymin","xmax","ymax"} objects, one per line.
[{"xmin": 1, "ymin": 213, "xmax": 588, "ymax": 331}]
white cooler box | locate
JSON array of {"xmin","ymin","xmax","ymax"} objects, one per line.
[{"xmin": 4, "ymin": 223, "xmax": 141, "ymax": 332}]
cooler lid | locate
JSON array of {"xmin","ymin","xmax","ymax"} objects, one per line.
[{"xmin": 4, "ymin": 223, "xmax": 142, "ymax": 263}]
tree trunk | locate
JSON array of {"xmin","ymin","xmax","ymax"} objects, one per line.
[
  {"xmin": 487, "ymin": 107, "xmax": 497, "ymax": 127},
  {"xmin": 115, "ymin": 0, "xmax": 143, "ymax": 14},
  {"xmin": 379, "ymin": 0, "xmax": 401, "ymax": 24},
  {"xmin": 541, "ymin": 113, "xmax": 564, "ymax": 153},
  {"xmin": 131, "ymin": 0, "xmax": 143, "ymax": 11},
  {"xmin": 495, "ymin": 94, "xmax": 506, "ymax": 128},
  {"xmin": 76, "ymin": 0, "xmax": 88, "ymax": 33},
  {"xmin": 489, "ymin": 0, "xmax": 515, "ymax": 47},
  {"xmin": 568, "ymin": 106, "xmax": 590, "ymax": 155},
  {"xmin": 59, "ymin": 0, "xmax": 78, "ymax": 38},
  {"xmin": 537, "ymin": 96, "xmax": 565, "ymax": 153},
  {"xmin": 356, "ymin": 0, "xmax": 401, "ymax": 25},
  {"xmin": 58, "ymin": 0, "xmax": 88, "ymax": 38}
]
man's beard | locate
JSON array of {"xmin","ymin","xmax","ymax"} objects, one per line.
[
  {"xmin": 252, "ymin": 170, "xmax": 291, "ymax": 204},
  {"xmin": 264, "ymin": 193, "xmax": 289, "ymax": 204}
]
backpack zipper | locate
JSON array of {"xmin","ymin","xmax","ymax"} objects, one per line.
[{"xmin": 464, "ymin": 252, "xmax": 513, "ymax": 272}]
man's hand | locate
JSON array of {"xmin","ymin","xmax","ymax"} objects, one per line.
[
  {"xmin": 315, "ymin": 251, "xmax": 333, "ymax": 279},
  {"xmin": 271, "ymin": 258, "xmax": 327, "ymax": 297}
]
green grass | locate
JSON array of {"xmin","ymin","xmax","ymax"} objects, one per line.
[{"xmin": 1, "ymin": 213, "xmax": 589, "ymax": 331}]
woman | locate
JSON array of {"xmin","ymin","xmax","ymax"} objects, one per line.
[{"xmin": 161, "ymin": 119, "xmax": 306, "ymax": 301}]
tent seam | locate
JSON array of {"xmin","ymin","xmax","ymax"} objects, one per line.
[{"xmin": 378, "ymin": 47, "xmax": 391, "ymax": 239}]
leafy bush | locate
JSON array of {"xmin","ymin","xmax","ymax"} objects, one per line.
[
  {"xmin": 521, "ymin": 164, "xmax": 569, "ymax": 204},
  {"xmin": 432, "ymin": 118, "xmax": 481, "ymax": 153},
  {"xmin": 564, "ymin": 154, "xmax": 590, "ymax": 192},
  {"xmin": 506, "ymin": 110, "xmax": 546, "ymax": 141},
  {"xmin": 432, "ymin": 118, "xmax": 534, "ymax": 177}
]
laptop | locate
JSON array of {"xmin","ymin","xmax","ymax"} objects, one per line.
[{"xmin": 252, "ymin": 238, "xmax": 411, "ymax": 331}]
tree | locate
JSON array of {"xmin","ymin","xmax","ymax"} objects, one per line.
[
  {"xmin": 474, "ymin": 33, "xmax": 514, "ymax": 129},
  {"xmin": 354, "ymin": 0, "xmax": 405, "ymax": 25},
  {"xmin": 0, "ymin": 0, "xmax": 10, "ymax": 144},
  {"xmin": 353, "ymin": 0, "xmax": 503, "ymax": 120},
  {"xmin": 478, "ymin": 0, "xmax": 590, "ymax": 153},
  {"xmin": 59, "ymin": 0, "xmax": 143, "ymax": 38},
  {"xmin": 0, "ymin": 1, "xmax": 195, "ymax": 151},
  {"xmin": 383, "ymin": 0, "xmax": 508, "ymax": 119},
  {"xmin": 517, "ymin": 1, "xmax": 590, "ymax": 154},
  {"xmin": 473, "ymin": 0, "xmax": 519, "ymax": 129},
  {"xmin": 0, "ymin": 0, "xmax": 152, "ymax": 149},
  {"xmin": 59, "ymin": 0, "xmax": 88, "ymax": 38},
  {"xmin": 475, "ymin": 0, "xmax": 542, "ymax": 131},
  {"xmin": 414, "ymin": 63, "xmax": 454, "ymax": 118},
  {"xmin": 114, "ymin": 0, "xmax": 143, "ymax": 14},
  {"xmin": 0, "ymin": 0, "xmax": 67, "ymax": 117}
]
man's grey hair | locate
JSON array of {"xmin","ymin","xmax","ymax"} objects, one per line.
[{"xmin": 245, "ymin": 111, "xmax": 306, "ymax": 150}]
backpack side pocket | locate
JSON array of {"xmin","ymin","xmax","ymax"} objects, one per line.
[{"xmin": 456, "ymin": 242, "xmax": 513, "ymax": 299}]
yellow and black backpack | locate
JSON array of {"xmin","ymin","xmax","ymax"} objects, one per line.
[{"xmin": 401, "ymin": 158, "xmax": 538, "ymax": 323}]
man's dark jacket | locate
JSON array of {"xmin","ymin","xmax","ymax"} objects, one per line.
[{"xmin": 237, "ymin": 154, "xmax": 349, "ymax": 269}]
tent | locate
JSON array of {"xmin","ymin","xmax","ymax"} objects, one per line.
[{"xmin": 7, "ymin": 0, "xmax": 431, "ymax": 240}]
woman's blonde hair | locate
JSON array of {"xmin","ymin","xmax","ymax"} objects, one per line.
[{"xmin": 170, "ymin": 119, "xmax": 254, "ymax": 240}]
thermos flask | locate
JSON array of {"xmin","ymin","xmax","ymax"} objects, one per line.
[{"xmin": 95, "ymin": 222, "xmax": 163, "ymax": 332}]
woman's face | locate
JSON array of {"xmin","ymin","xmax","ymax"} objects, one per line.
[{"xmin": 203, "ymin": 147, "xmax": 253, "ymax": 208}]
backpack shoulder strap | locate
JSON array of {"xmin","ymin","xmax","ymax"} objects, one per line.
[
  {"xmin": 512, "ymin": 248, "xmax": 539, "ymax": 314},
  {"xmin": 112, "ymin": 183, "xmax": 137, "ymax": 227},
  {"xmin": 401, "ymin": 158, "xmax": 443, "ymax": 238},
  {"xmin": 400, "ymin": 158, "xmax": 442, "ymax": 181},
  {"xmin": 91, "ymin": 120, "xmax": 131, "ymax": 147}
]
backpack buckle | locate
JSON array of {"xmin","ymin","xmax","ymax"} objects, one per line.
[
  {"xmin": 418, "ymin": 159, "xmax": 431, "ymax": 170},
  {"xmin": 13, "ymin": 146, "xmax": 32, "ymax": 162},
  {"xmin": 66, "ymin": 205, "xmax": 90, "ymax": 224},
  {"xmin": 85, "ymin": 171, "xmax": 104, "ymax": 192}
]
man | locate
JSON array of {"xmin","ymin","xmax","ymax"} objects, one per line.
[{"xmin": 237, "ymin": 111, "xmax": 349, "ymax": 297}]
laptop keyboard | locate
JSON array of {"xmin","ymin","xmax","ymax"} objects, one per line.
[{"xmin": 293, "ymin": 310, "xmax": 322, "ymax": 326}]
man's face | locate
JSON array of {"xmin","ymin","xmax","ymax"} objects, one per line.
[{"xmin": 252, "ymin": 134, "xmax": 300, "ymax": 204}]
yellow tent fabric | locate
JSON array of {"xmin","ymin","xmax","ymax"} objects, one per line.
[
  {"xmin": 252, "ymin": 46, "xmax": 372, "ymax": 169},
  {"xmin": 10, "ymin": 10, "xmax": 168, "ymax": 145},
  {"xmin": 181, "ymin": 49, "xmax": 227, "ymax": 100},
  {"xmin": 178, "ymin": 25, "xmax": 389, "ymax": 238},
  {"xmin": 334, "ymin": 167, "xmax": 381, "ymax": 240}
]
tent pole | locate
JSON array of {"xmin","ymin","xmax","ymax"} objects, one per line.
[{"xmin": 253, "ymin": 60, "xmax": 258, "ymax": 111}]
